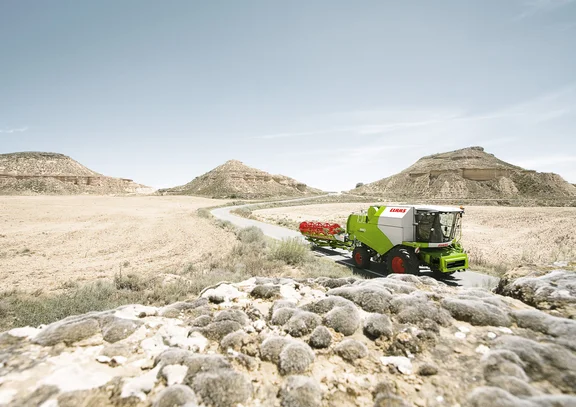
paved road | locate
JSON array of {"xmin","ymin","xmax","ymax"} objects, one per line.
[{"xmin": 211, "ymin": 198, "xmax": 500, "ymax": 289}]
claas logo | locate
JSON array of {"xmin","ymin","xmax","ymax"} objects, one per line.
[{"xmin": 389, "ymin": 208, "xmax": 407, "ymax": 213}]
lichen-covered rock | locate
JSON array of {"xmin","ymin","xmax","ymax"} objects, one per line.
[
  {"xmin": 270, "ymin": 299, "xmax": 297, "ymax": 316},
  {"xmin": 33, "ymin": 317, "xmax": 101, "ymax": 346},
  {"xmin": 260, "ymin": 336, "xmax": 293, "ymax": 364},
  {"xmin": 283, "ymin": 311, "xmax": 322, "ymax": 337},
  {"xmin": 100, "ymin": 343, "xmax": 132, "ymax": 358},
  {"xmin": 271, "ymin": 307, "xmax": 298, "ymax": 326},
  {"xmin": 391, "ymin": 294, "xmax": 452, "ymax": 327},
  {"xmin": 323, "ymin": 306, "xmax": 360, "ymax": 336},
  {"xmin": 363, "ymin": 313, "xmax": 393, "ymax": 340},
  {"xmin": 220, "ymin": 330, "xmax": 258, "ymax": 356},
  {"xmin": 481, "ymin": 350, "xmax": 529, "ymax": 383},
  {"xmin": 417, "ymin": 363, "xmax": 438, "ymax": 376},
  {"xmin": 279, "ymin": 341, "xmax": 315, "ymax": 375},
  {"xmin": 301, "ymin": 296, "xmax": 355, "ymax": 314},
  {"xmin": 100, "ymin": 316, "xmax": 143, "ymax": 343},
  {"xmin": 495, "ymin": 269, "xmax": 576, "ymax": 319},
  {"xmin": 192, "ymin": 369, "xmax": 252, "ymax": 407},
  {"xmin": 3, "ymin": 273, "xmax": 576, "ymax": 407},
  {"xmin": 220, "ymin": 330, "xmax": 249, "ymax": 351},
  {"xmin": 155, "ymin": 351, "xmax": 232, "ymax": 385},
  {"xmin": 511, "ymin": 309, "xmax": 576, "ymax": 350},
  {"xmin": 194, "ymin": 320, "xmax": 243, "ymax": 341},
  {"xmin": 279, "ymin": 375, "xmax": 322, "ymax": 407},
  {"xmin": 468, "ymin": 386, "xmax": 576, "ymax": 407},
  {"xmin": 334, "ymin": 339, "xmax": 368, "ymax": 362},
  {"xmin": 152, "ymin": 384, "xmax": 198, "ymax": 407},
  {"xmin": 308, "ymin": 326, "xmax": 332, "ymax": 349},
  {"xmin": 190, "ymin": 315, "xmax": 212, "ymax": 327},
  {"xmin": 441, "ymin": 298, "xmax": 511, "ymax": 326},
  {"xmin": 493, "ymin": 336, "xmax": 576, "ymax": 393},
  {"xmin": 213, "ymin": 309, "xmax": 249, "ymax": 326},
  {"xmin": 251, "ymin": 284, "xmax": 281, "ymax": 299},
  {"xmin": 327, "ymin": 286, "xmax": 393, "ymax": 314}
]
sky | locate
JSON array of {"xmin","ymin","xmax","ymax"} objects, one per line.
[{"xmin": 1, "ymin": 0, "xmax": 575, "ymax": 191}]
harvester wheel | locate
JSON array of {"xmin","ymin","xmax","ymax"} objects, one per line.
[
  {"xmin": 387, "ymin": 246, "xmax": 419, "ymax": 274},
  {"xmin": 352, "ymin": 247, "xmax": 371, "ymax": 269}
]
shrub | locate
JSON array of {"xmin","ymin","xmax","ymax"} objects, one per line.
[
  {"xmin": 197, "ymin": 208, "xmax": 212, "ymax": 219},
  {"xmin": 232, "ymin": 207, "xmax": 253, "ymax": 218},
  {"xmin": 236, "ymin": 226, "xmax": 265, "ymax": 246},
  {"xmin": 215, "ymin": 219, "xmax": 236, "ymax": 232},
  {"xmin": 114, "ymin": 272, "xmax": 148, "ymax": 291},
  {"xmin": 355, "ymin": 182, "xmax": 364, "ymax": 188},
  {"xmin": 269, "ymin": 238, "xmax": 311, "ymax": 266}
]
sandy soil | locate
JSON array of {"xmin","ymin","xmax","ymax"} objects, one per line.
[
  {"xmin": 0, "ymin": 196, "xmax": 235, "ymax": 292},
  {"xmin": 253, "ymin": 203, "xmax": 576, "ymax": 267}
]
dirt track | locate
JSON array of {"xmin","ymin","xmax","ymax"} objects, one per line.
[
  {"xmin": 253, "ymin": 203, "xmax": 576, "ymax": 268},
  {"xmin": 0, "ymin": 196, "xmax": 234, "ymax": 292}
]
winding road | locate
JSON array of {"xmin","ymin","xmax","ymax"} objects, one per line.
[{"xmin": 211, "ymin": 197, "xmax": 500, "ymax": 289}]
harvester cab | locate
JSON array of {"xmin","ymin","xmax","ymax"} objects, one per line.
[{"xmin": 299, "ymin": 204, "xmax": 468, "ymax": 276}]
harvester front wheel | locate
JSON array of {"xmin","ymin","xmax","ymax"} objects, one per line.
[
  {"xmin": 352, "ymin": 247, "xmax": 371, "ymax": 269},
  {"xmin": 387, "ymin": 246, "xmax": 419, "ymax": 274}
]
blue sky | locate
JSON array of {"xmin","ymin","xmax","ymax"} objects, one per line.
[{"xmin": 1, "ymin": 0, "xmax": 575, "ymax": 191}]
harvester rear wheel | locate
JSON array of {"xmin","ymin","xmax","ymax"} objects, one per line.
[
  {"xmin": 387, "ymin": 246, "xmax": 419, "ymax": 274},
  {"xmin": 352, "ymin": 247, "xmax": 371, "ymax": 269}
]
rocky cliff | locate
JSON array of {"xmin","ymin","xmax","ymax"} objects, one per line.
[
  {"xmin": 1, "ymin": 271, "xmax": 575, "ymax": 407},
  {"xmin": 351, "ymin": 147, "xmax": 576, "ymax": 205},
  {"xmin": 162, "ymin": 160, "xmax": 323, "ymax": 199}
]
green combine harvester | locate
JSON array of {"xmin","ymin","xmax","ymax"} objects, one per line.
[{"xmin": 299, "ymin": 204, "xmax": 468, "ymax": 275}]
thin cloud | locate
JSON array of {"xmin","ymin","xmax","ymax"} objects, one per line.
[
  {"xmin": 513, "ymin": 0, "xmax": 576, "ymax": 21},
  {"xmin": 252, "ymin": 110, "xmax": 520, "ymax": 141},
  {"xmin": 252, "ymin": 128, "xmax": 352, "ymax": 139},
  {"xmin": 0, "ymin": 126, "xmax": 28, "ymax": 134}
]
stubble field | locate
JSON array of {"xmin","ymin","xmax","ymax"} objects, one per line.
[{"xmin": 0, "ymin": 196, "xmax": 235, "ymax": 292}]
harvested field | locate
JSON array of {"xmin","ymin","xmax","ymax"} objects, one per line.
[
  {"xmin": 252, "ymin": 203, "xmax": 576, "ymax": 273},
  {"xmin": 0, "ymin": 196, "xmax": 235, "ymax": 292}
]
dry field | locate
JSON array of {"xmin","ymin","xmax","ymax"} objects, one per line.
[
  {"xmin": 252, "ymin": 203, "xmax": 576, "ymax": 272},
  {"xmin": 0, "ymin": 196, "xmax": 236, "ymax": 292}
]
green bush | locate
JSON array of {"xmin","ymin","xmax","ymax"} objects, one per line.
[{"xmin": 269, "ymin": 238, "xmax": 311, "ymax": 266}]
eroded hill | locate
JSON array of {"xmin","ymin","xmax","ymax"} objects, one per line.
[
  {"xmin": 351, "ymin": 147, "xmax": 576, "ymax": 206},
  {"xmin": 0, "ymin": 152, "xmax": 151, "ymax": 195},
  {"xmin": 162, "ymin": 160, "xmax": 323, "ymax": 199}
]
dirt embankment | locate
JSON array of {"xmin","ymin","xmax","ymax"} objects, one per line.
[{"xmin": 0, "ymin": 196, "xmax": 235, "ymax": 292}]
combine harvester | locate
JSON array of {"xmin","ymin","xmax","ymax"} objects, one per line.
[{"xmin": 299, "ymin": 205, "xmax": 469, "ymax": 275}]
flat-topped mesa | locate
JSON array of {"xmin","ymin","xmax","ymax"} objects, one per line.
[
  {"xmin": 0, "ymin": 151, "xmax": 149, "ymax": 195},
  {"xmin": 351, "ymin": 146, "xmax": 576, "ymax": 203},
  {"xmin": 163, "ymin": 159, "xmax": 323, "ymax": 199}
]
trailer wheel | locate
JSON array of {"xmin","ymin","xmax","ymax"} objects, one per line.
[
  {"xmin": 352, "ymin": 247, "xmax": 371, "ymax": 269},
  {"xmin": 387, "ymin": 246, "xmax": 419, "ymax": 274}
]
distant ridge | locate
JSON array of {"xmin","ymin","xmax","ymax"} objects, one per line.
[
  {"xmin": 161, "ymin": 159, "xmax": 323, "ymax": 199},
  {"xmin": 0, "ymin": 151, "xmax": 151, "ymax": 195},
  {"xmin": 350, "ymin": 146, "xmax": 576, "ymax": 205}
]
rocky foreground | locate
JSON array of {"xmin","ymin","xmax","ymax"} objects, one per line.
[{"xmin": 0, "ymin": 271, "xmax": 575, "ymax": 407}]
